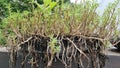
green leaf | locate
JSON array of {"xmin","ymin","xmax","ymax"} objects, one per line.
[
  {"xmin": 49, "ymin": 2, "xmax": 57, "ymax": 10},
  {"xmin": 43, "ymin": 0, "xmax": 51, "ymax": 6},
  {"xmin": 0, "ymin": 0, "xmax": 4, "ymax": 3}
]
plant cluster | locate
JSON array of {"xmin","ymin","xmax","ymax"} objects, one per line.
[
  {"xmin": 3, "ymin": 1, "xmax": 120, "ymax": 39},
  {"xmin": 1, "ymin": 0, "xmax": 120, "ymax": 68}
]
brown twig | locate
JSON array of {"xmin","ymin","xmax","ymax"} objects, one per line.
[{"xmin": 67, "ymin": 38, "xmax": 89, "ymax": 61}]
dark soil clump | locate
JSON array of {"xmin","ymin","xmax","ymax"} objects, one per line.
[{"xmin": 10, "ymin": 34, "xmax": 107, "ymax": 68}]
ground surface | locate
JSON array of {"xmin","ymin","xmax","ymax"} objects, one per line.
[{"xmin": 104, "ymin": 47, "xmax": 120, "ymax": 68}]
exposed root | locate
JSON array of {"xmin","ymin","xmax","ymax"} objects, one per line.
[{"xmin": 9, "ymin": 35, "xmax": 106, "ymax": 68}]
